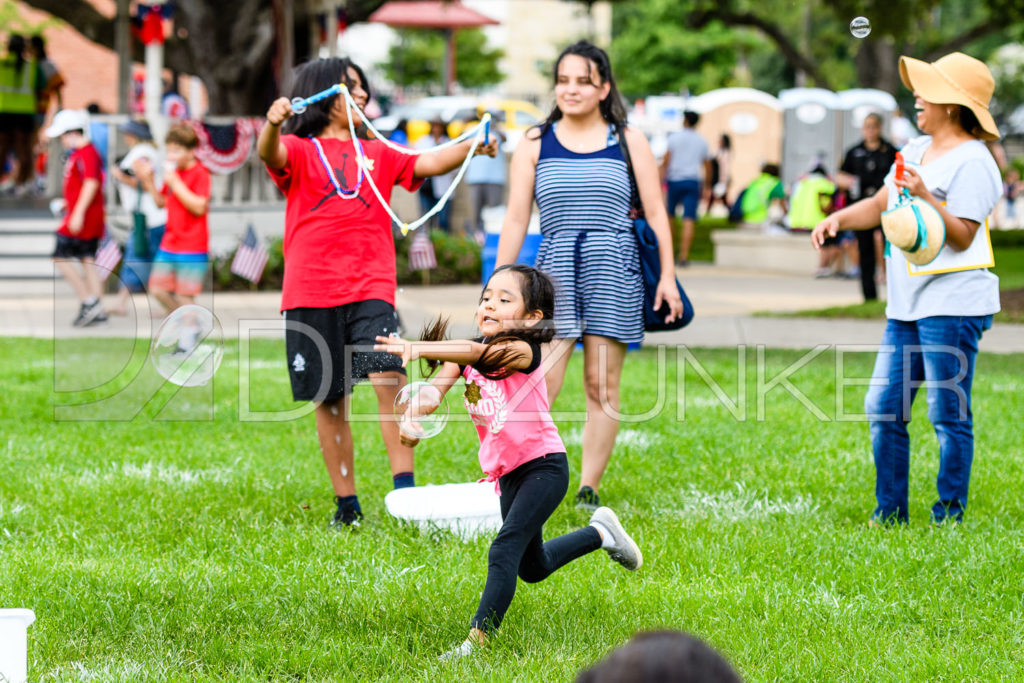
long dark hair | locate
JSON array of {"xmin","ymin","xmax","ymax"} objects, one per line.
[
  {"xmin": 537, "ymin": 41, "xmax": 628, "ymax": 135},
  {"xmin": 29, "ymin": 35, "xmax": 46, "ymax": 61},
  {"xmin": 283, "ymin": 57, "xmax": 371, "ymax": 138},
  {"xmin": 420, "ymin": 265, "xmax": 556, "ymax": 380},
  {"xmin": 8, "ymin": 34, "xmax": 26, "ymax": 73},
  {"xmin": 954, "ymin": 105, "xmax": 985, "ymax": 139}
]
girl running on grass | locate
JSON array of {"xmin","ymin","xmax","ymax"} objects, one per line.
[
  {"xmin": 375, "ymin": 264, "xmax": 642, "ymax": 660},
  {"xmin": 257, "ymin": 57, "xmax": 496, "ymax": 528}
]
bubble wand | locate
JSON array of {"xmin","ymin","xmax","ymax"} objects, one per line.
[
  {"xmin": 336, "ymin": 84, "xmax": 490, "ymax": 235},
  {"xmin": 290, "ymin": 83, "xmax": 343, "ymax": 114}
]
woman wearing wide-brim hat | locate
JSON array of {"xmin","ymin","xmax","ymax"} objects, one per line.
[{"xmin": 811, "ymin": 52, "xmax": 1002, "ymax": 526}]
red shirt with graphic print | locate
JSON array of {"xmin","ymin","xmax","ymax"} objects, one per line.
[{"xmin": 266, "ymin": 135, "xmax": 422, "ymax": 311}]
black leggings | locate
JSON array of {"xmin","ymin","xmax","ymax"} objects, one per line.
[
  {"xmin": 471, "ymin": 452, "xmax": 602, "ymax": 632},
  {"xmin": 856, "ymin": 226, "xmax": 881, "ymax": 301}
]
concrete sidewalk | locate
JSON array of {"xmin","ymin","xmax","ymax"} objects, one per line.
[{"xmin": 3, "ymin": 264, "xmax": 1023, "ymax": 352}]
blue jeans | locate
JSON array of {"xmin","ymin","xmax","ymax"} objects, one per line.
[{"xmin": 864, "ymin": 315, "xmax": 992, "ymax": 524}]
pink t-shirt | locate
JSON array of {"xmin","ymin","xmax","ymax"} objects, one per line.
[{"xmin": 461, "ymin": 341, "xmax": 565, "ymax": 489}]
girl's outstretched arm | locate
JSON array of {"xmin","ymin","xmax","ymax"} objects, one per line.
[
  {"xmin": 430, "ymin": 361, "xmax": 463, "ymax": 397},
  {"xmin": 395, "ymin": 361, "xmax": 462, "ymax": 448},
  {"xmin": 413, "ymin": 138, "xmax": 498, "ymax": 178},
  {"xmin": 374, "ymin": 337, "xmax": 535, "ymax": 371},
  {"xmin": 258, "ymin": 97, "xmax": 292, "ymax": 170}
]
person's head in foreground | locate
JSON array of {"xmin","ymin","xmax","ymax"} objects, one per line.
[
  {"xmin": 576, "ymin": 630, "xmax": 743, "ymax": 683},
  {"xmin": 899, "ymin": 51, "xmax": 999, "ymax": 141},
  {"xmin": 164, "ymin": 123, "xmax": 199, "ymax": 171}
]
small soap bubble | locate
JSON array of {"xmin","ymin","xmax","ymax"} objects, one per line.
[
  {"xmin": 150, "ymin": 304, "xmax": 223, "ymax": 387},
  {"xmin": 850, "ymin": 16, "xmax": 871, "ymax": 39}
]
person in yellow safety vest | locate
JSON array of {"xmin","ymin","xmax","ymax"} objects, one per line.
[
  {"xmin": 737, "ymin": 163, "xmax": 787, "ymax": 225},
  {"xmin": 0, "ymin": 34, "xmax": 42, "ymax": 194},
  {"xmin": 787, "ymin": 163, "xmax": 836, "ymax": 231}
]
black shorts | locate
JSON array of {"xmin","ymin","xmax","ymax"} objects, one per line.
[
  {"xmin": 283, "ymin": 299, "xmax": 405, "ymax": 402},
  {"xmin": 53, "ymin": 234, "xmax": 99, "ymax": 259}
]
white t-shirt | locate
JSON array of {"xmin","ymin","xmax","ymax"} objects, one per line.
[
  {"xmin": 118, "ymin": 143, "xmax": 168, "ymax": 228},
  {"xmin": 883, "ymin": 136, "xmax": 1001, "ymax": 321}
]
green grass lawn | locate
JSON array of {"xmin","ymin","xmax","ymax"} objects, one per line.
[{"xmin": 3, "ymin": 338, "xmax": 1024, "ymax": 681}]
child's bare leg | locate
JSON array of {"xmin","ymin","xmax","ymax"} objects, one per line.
[
  {"xmin": 108, "ymin": 286, "xmax": 131, "ymax": 315},
  {"xmin": 315, "ymin": 398, "xmax": 355, "ymax": 497},
  {"xmin": 369, "ymin": 370, "xmax": 414, "ymax": 476},
  {"xmin": 54, "ymin": 259, "xmax": 90, "ymax": 301},
  {"xmin": 151, "ymin": 288, "xmax": 178, "ymax": 314},
  {"xmin": 81, "ymin": 258, "xmax": 104, "ymax": 301}
]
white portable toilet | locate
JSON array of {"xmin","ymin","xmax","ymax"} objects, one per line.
[
  {"xmin": 779, "ymin": 88, "xmax": 842, "ymax": 186},
  {"xmin": 0, "ymin": 609, "xmax": 36, "ymax": 683},
  {"xmin": 688, "ymin": 87, "xmax": 783, "ymax": 203},
  {"xmin": 836, "ymin": 89, "xmax": 898, "ymax": 154}
]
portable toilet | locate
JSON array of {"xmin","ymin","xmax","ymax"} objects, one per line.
[
  {"xmin": 836, "ymin": 89, "xmax": 898, "ymax": 154},
  {"xmin": 779, "ymin": 88, "xmax": 842, "ymax": 186},
  {"xmin": 688, "ymin": 87, "xmax": 783, "ymax": 203}
]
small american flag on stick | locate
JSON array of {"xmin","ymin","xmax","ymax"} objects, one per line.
[
  {"xmin": 408, "ymin": 229, "xmax": 436, "ymax": 271},
  {"xmin": 231, "ymin": 225, "xmax": 269, "ymax": 283},
  {"xmin": 93, "ymin": 236, "xmax": 122, "ymax": 282}
]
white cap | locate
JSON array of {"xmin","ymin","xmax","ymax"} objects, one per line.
[{"xmin": 45, "ymin": 110, "xmax": 88, "ymax": 138}]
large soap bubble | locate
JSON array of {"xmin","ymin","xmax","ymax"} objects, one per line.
[
  {"xmin": 394, "ymin": 381, "xmax": 449, "ymax": 439},
  {"xmin": 150, "ymin": 304, "xmax": 224, "ymax": 387}
]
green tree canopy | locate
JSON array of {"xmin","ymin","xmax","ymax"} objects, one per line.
[
  {"xmin": 609, "ymin": 0, "xmax": 1024, "ymax": 100},
  {"xmin": 382, "ymin": 28, "xmax": 503, "ymax": 92}
]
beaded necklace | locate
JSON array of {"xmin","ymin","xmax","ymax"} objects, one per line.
[{"xmin": 310, "ymin": 135, "xmax": 365, "ymax": 199}]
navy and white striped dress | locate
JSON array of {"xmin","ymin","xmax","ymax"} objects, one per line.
[{"xmin": 533, "ymin": 123, "xmax": 644, "ymax": 343}]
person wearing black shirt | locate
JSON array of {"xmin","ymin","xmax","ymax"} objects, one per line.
[{"xmin": 838, "ymin": 113, "xmax": 897, "ymax": 300}]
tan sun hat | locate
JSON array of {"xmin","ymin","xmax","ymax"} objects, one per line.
[
  {"xmin": 899, "ymin": 52, "xmax": 1000, "ymax": 140},
  {"xmin": 881, "ymin": 193, "xmax": 946, "ymax": 266}
]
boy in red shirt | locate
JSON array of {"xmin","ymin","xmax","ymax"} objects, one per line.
[
  {"xmin": 137, "ymin": 123, "xmax": 210, "ymax": 313},
  {"xmin": 47, "ymin": 109, "xmax": 107, "ymax": 327},
  {"xmin": 258, "ymin": 57, "xmax": 496, "ymax": 527}
]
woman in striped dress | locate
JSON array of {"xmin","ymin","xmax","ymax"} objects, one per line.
[{"xmin": 496, "ymin": 41, "xmax": 683, "ymax": 509}]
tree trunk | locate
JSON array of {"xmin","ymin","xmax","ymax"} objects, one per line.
[{"xmin": 854, "ymin": 39, "xmax": 900, "ymax": 93}]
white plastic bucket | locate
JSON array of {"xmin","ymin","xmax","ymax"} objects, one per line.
[
  {"xmin": 385, "ymin": 481, "xmax": 502, "ymax": 541},
  {"xmin": 0, "ymin": 609, "xmax": 35, "ymax": 683}
]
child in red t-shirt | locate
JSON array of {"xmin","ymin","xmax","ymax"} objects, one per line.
[
  {"xmin": 47, "ymin": 110, "xmax": 107, "ymax": 327},
  {"xmin": 257, "ymin": 57, "xmax": 496, "ymax": 528},
  {"xmin": 137, "ymin": 123, "xmax": 211, "ymax": 313}
]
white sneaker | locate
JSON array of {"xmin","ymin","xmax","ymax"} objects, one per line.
[
  {"xmin": 438, "ymin": 639, "xmax": 477, "ymax": 662},
  {"xmin": 590, "ymin": 506, "xmax": 642, "ymax": 571}
]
